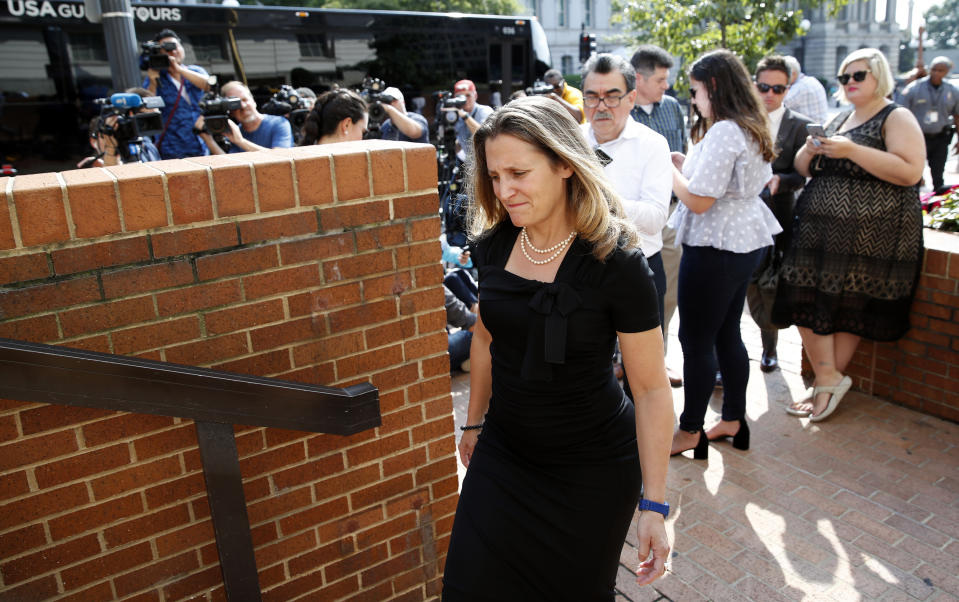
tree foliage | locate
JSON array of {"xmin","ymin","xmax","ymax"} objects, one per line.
[
  {"xmin": 923, "ymin": 0, "xmax": 959, "ymax": 48},
  {"xmin": 612, "ymin": 0, "xmax": 841, "ymax": 90},
  {"xmin": 251, "ymin": 0, "xmax": 523, "ymax": 14}
]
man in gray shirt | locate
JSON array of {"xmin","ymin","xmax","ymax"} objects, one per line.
[{"xmin": 901, "ymin": 56, "xmax": 959, "ymax": 194}]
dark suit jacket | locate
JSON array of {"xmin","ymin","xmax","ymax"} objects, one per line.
[{"xmin": 764, "ymin": 107, "xmax": 813, "ymax": 253}]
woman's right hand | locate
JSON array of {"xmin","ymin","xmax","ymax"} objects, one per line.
[
  {"xmin": 458, "ymin": 429, "xmax": 480, "ymax": 468},
  {"xmin": 670, "ymin": 151, "xmax": 685, "ymax": 170}
]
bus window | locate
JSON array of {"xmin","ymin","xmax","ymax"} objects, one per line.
[
  {"xmin": 188, "ymin": 33, "xmax": 227, "ymax": 63},
  {"xmin": 0, "ymin": 30, "xmax": 56, "ymax": 96}
]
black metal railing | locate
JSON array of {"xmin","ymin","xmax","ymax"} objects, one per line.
[{"xmin": 0, "ymin": 337, "xmax": 381, "ymax": 601}]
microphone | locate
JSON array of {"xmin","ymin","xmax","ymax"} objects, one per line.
[{"xmin": 110, "ymin": 94, "xmax": 165, "ymax": 110}]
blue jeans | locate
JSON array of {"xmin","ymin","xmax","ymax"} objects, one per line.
[{"xmin": 678, "ymin": 245, "xmax": 765, "ymax": 432}]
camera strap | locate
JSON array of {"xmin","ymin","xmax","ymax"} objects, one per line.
[{"xmin": 154, "ymin": 76, "xmax": 185, "ymax": 151}]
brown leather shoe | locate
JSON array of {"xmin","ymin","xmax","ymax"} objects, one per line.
[{"xmin": 666, "ymin": 366, "xmax": 683, "ymax": 388}]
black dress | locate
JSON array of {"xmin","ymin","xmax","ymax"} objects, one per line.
[
  {"xmin": 442, "ymin": 223, "xmax": 660, "ymax": 602},
  {"xmin": 772, "ymin": 103, "xmax": 923, "ymax": 341}
]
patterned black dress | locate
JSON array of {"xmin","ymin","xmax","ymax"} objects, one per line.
[
  {"xmin": 772, "ymin": 103, "xmax": 923, "ymax": 341},
  {"xmin": 442, "ymin": 223, "xmax": 660, "ymax": 601}
]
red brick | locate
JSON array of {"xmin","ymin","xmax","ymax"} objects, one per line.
[
  {"xmin": 372, "ymin": 365, "xmax": 420, "ymax": 397},
  {"xmin": 279, "ymin": 232, "xmax": 353, "ymax": 266},
  {"xmin": 364, "ymin": 272, "xmax": 413, "ymax": 301},
  {"xmin": 350, "ymin": 474, "xmax": 414, "ymax": 510},
  {"xmin": 347, "ymin": 431, "xmax": 411, "ymax": 467},
  {"xmin": 248, "ymin": 486, "xmax": 313, "ymax": 525},
  {"xmin": 114, "ymin": 550, "xmax": 199, "ymax": 597},
  {"xmin": 413, "ymin": 263, "xmax": 444, "ymax": 288},
  {"xmin": 365, "ymin": 318, "xmax": 416, "ymax": 349},
  {"xmin": 161, "ymin": 565, "xmax": 222, "ymax": 601},
  {"xmin": 0, "ymin": 429, "xmax": 79, "ymax": 471},
  {"xmin": 0, "ymin": 576, "xmax": 59, "ymax": 600},
  {"xmin": 276, "ymin": 363, "xmax": 335, "ymax": 386},
  {"xmin": 250, "ymin": 316, "xmax": 324, "ymax": 353},
  {"xmin": 370, "ymin": 148, "xmax": 405, "ymax": 196},
  {"xmin": 0, "ymin": 314, "xmax": 59, "ymax": 343},
  {"xmin": 399, "ymin": 286, "xmax": 444, "ymax": 317},
  {"xmin": 164, "ymin": 332, "xmax": 249, "ymax": 366},
  {"xmin": 278, "ymin": 496, "xmax": 349, "ymax": 536},
  {"xmin": 195, "ymin": 245, "xmax": 278, "ymax": 282},
  {"xmin": 107, "ymin": 162, "xmax": 168, "ymax": 230},
  {"xmin": 393, "ymin": 192, "xmax": 439, "ymax": 219},
  {"xmin": 35, "ymin": 443, "xmax": 131, "ymax": 488},
  {"xmin": 415, "ymin": 457, "xmax": 457, "ymax": 487},
  {"xmin": 326, "ymin": 542, "xmax": 389, "ymax": 583},
  {"xmin": 950, "ymin": 254, "xmax": 959, "ymax": 280},
  {"xmin": 156, "ymin": 279, "xmax": 242, "ymax": 317},
  {"xmin": 320, "ymin": 200, "xmax": 390, "ymax": 230},
  {"xmin": 919, "ymin": 274, "xmax": 956, "ymax": 293},
  {"xmin": 404, "ymin": 331, "xmax": 448, "ymax": 361},
  {"xmin": 928, "ymin": 317, "xmax": 959, "ymax": 337},
  {"xmin": 923, "ymin": 249, "xmax": 948, "ymax": 275},
  {"xmin": 209, "ymin": 162, "xmax": 256, "ymax": 217},
  {"xmin": 378, "ymin": 390, "xmax": 405, "ymax": 413},
  {"xmin": 0, "ymin": 523, "xmax": 47, "ymax": 559},
  {"xmin": 332, "ymin": 151, "xmax": 371, "ymax": 201},
  {"xmin": 0, "ymin": 180, "xmax": 15, "ymax": 250},
  {"xmin": 213, "ymin": 349, "xmax": 291, "ymax": 377},
  {"xmin": 0, "ymin": 275, "xmax": 100, "ymax": 319},
  {"xmin": 405, "ymin": 146, "xmax": 438, "ymax": 191},
  {"xmin": 112, "ymin": 316, "xmax": 201, "ymax": 355},
  {"xmin": 355, "ymin": 223, "xmax": 406, "ymax": 252},
  {"xmin": 239, "ymin": 442, "xmax": 306, "ymax": 478},
  {"xmin": 243, "ymin": 264, "xmax": 321, "ymax": 300},
  {"xmin": 151, "ymin": 223, "xmax": 238, "ymax": 258},
  {"xmin": 417, "ymin": 308, "xmax": 447, "ymax": 335},
  {"xmin": 0, "ymin": 252, "xmax": 50, "ymax": 285},
  {"xmin": 133, "ymin": 424, "xmax": 198, "ymax": 460},
  {"xmin": 410, "ymin": 216, "xmax": 441, "ymax": 242},
  {"xmin": 408, "ymin": 375, "xmax": 451, "ymax": 404},
  {"xmin": 48, "ymin": 492, "xmax": 143, "ymax": 540},
  {"xmin": 61, "ymin": 168, "xmax": 121, "ymax": 238},
  {"xmin": 317, "ymin": 505, "xmax": 384, "ymax": 546},
  {"xmin": 104, "ymin": 503, "xmax": 191, "ymax": 548},
  {"xmin": 337, "ymin": 344, "xmax": 404, "ymax": 378},
  {"xmin": 82, "ymin": 413, "xmax": 175, "ymax": 447},
  {"xmin": 0, "ymin": 483, "xmax": 89, "ymax": 531},
  {"xmin": 383, "ymin": 445, "xmax": 427, "ymax": 478},
  {"xmin": 255, "ymin": 530, "xmax": 317, "ymax": 568},
  {"xmin": 291, "ymin": 331, "xmax": 366, "ymax": 367},
  {"xmin": 294, "ymin": 154, "xmax": 334, "ymax": 206},
  {"xmin": 58, "ymin": 582, "xmax": 115, "ymax": 602},
  {"xmin": 288, "ymin": 283, "xmax": 362, "ymax": 317},
  {"xmin": 59, "ymin": 296, "xmax": 156, "ymax": 337},
  {"xmin": 102, "ymin": 260, "xmax": 195, "ymax": 299},
  {"xmin": 263, "ymin": 567, "xmax": 332, "ymax": 601},
  {"xmin": 0, "ymin": 413, "xmax": 16, "ymax": 443},
  {"xmin": 90, "ymin": 455, "xmax": 183, "ymax": 499},
  {"xmin": 205, "ymin": 299, "xmax": 284, "ymax": 336},
  {"xmin": 930, "ymin": 291, "xmax": 959, "ymax": 308},
  {"xmin": 0, "ymin": 533, "xmax": 100, "ymax": 584},
  {"xmin": 151, "ymin": 161, "xmax": 214, "ymax": 224},
  {"xmin": 0, "ymin": 471, "xmax": 29, "ymax": 502},
  {"xmin": 396, "ymin": 240, "xmax": 441, "ymax": 270},
  {"xmin": 239, "ymin": 212, "xmax": 318, "ymax": 246},
  {"xmin": 250, "ymin": 154, "xmax": 296, "ymax": 212},
  {"xmin": 312, "ymin": 463, "xmax": 381, "ymax": 505},
  {"xmin": 156, "ymin": 520, "xmax": 215, "ymax": 557},
  {"xmin": 271, "ymin": 453, "xmax": 345, "ymax": 493},
  {"xmin": 52, "ymin": 237, "xmax": 148, "ymax": 276},
  {"xmin": 323, "ymin": 250, "xmax": 394, "ymax": 283},
  {"xmin": 12, "ymin": 172, "xmax": 70, "ymax": 246},
  {"xmin": 144, "ymin": 472, "xmax": 206, "ymax": 509}
]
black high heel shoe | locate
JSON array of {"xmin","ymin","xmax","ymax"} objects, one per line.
[
  {"xmin": 707, "ymin": 418, "xmax": 750, "ymax": 451},
  {"xmin": 672, "ymin": 430, "xmax": 709, "ymax": 460}
]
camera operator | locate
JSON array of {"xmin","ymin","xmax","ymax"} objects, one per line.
[
  {"xmin": 142, "ymin": 28, "xmax": 211, "ymax": 159},
  {"xmin": 295, "ymin": 87, "xmax": 317, "ymax": 110},
  {"xmin": 450, "ymin": 80, "xmax": 493, "ymax": 159},
  {"xmin": 79, "ymin": 87, "xmax": 162, "ymax": 167},
  {"xmin": 379, "ymin": 87, "xmax": 429, "ymax": 143},
  {"xmin": 201, "ymin": 81, "xmax": 293, "ymax": 154},
  {"xmin": 543, "ymin": 68, "xmax": 585, "ymax": 123}
]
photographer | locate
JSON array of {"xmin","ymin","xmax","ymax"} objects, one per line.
[
  {"xmin": 142, "ymin": 28, "xmax": 211, "ymax": 159},
  {"xmin": 450, "ymin": 79, "xmax": 493, "ymax": 159},
  {"xmin": 543, "ymin": 68, "xmax": 585, "ymax": 123},
  {"xmin": 379, "ymin": 87, "xmax": 429, "ymax": 143},
  {"xmin": 79, "ymin": 87, "xmax": 162, "ymax": 167},
  {"xmin": 202, "ymin": 81, "xmax": 293, "ymax": 154}
]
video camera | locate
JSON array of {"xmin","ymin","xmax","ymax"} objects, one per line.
[
  {"xmin": 262, "ymin": 85, "xmax": 311, "ymax": 143},
  {"xmin": 358, "ymin": 77, "xmax": 398, "ymax": 138},
  {"xmin": 526, "ymin": 80, "xmax": 555, "ymax": 96},
  {"xmin": 199, "ymin": 93, "xmax": 242, "ymax": 135},
  {"xmin": 435, "ymin": 90, "xmax": 468, "ymax": 126},
  {"xmin": 94, "ymin": 93, "xmax": 165, "ymax": 162},
  {"xmin": 139, "ymin": 40, "xmax": 177, "ymax": 71}
]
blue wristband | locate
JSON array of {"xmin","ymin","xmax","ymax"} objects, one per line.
[{"xmin": 638, "ymin": 499, "xmax": 670, "ymax": 518}]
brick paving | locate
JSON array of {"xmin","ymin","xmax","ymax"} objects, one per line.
[{"xmin": 449, "ymin": 307, "xmax": 959, "ymax": 601}]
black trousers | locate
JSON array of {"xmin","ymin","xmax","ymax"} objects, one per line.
[{"xmin": 925, "ymin": 128, "xmax": 955, "ymax": 192}]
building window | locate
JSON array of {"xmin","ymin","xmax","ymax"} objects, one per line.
[
  {"xmin": 69, "ymin": 32, "xmax": 107, "ymax": 62},
  {"xmin": 585, "ymin": 0, "xmax": 593, "ymax": 27},
  {"xmin": 835, "ymin": 45, "xmax": 848, "ymax": 74},
  {"xmin": 189, "ymin": 34, "xmax": 226, "ymax": 63},
  {"xmin": 297, "ymin": 34, "xmax": 333, "ymax": 58},
  {"xmin": 562, "ymin": 55, "xmax": 573, "ymax": 74},
  {"xmin": 558, "ymin": 0, "xmax": 567, "ymax": 27}
]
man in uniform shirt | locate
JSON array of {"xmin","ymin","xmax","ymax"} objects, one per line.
[
  {"xmin": 901, "ymin": 56, "xmax": 959, "ymax": 194},
  {"xmin": 379, "ymin": 87, "xmax": 430, "ymax": 143},
  {"xmin": 543, "ymin": 68, "xmax": 585, "ymax": 123}
]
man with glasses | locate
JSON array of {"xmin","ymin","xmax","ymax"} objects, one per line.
[
  {"xmin": 900, "ymin": 56, "xmax": 959, "ymax": 194},
  {"xmin": 783, "ymin": 56, "xmax": 828, "ymax": 124},
  {"xmin": 580, "ymin": 53, "xmax": 672, "ymax": 396},
  {"xmin": 747, "ymin": 55, "xmax": 812, "ymax": 373},
  {"xmin": 543, "ymin": 68, "xmax": 585, "ymax": 123}
]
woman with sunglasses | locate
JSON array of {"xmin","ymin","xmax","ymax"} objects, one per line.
[
  {"xmin": 773, "ymin": 48, "xmax": 925, "ymax": 421},
  {"xmin": 668, "ymin": 49, "xmax": 781, "ymax": 459}
]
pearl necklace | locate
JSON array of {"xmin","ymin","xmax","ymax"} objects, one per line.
[{"xmin": 520, "ymin": 227, "xmax": 576, "ymax": 265}]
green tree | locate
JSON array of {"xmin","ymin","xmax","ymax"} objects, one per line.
[
  {"xmin": 612, "ymin": 0, "xmax": 842, "ymax": 90},
  {"xmin": 923, "ymin": 0, "xmax": 959, "ymax": 48},
  {"xmin": 253, "ymin": 0, "xmax": 523, "ymax": 14}
]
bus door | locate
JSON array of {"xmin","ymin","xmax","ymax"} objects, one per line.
[{"xmin": 488, "ymin": 38, "xmax": 527, "ymax": 105}]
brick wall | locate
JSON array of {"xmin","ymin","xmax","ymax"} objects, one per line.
[
  {"xmin": 801, "ymin": 229, "xmax": 959, "ymax": 423},
  {"xmin": 0, "ymin": 141, "xmax": 458, "ymax": 600}
]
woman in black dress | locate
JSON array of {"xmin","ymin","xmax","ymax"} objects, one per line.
[
  {"xmin": 442, "ymin": 96, "xmax": 673, "ymax": 600},
  {"xmin": 773, "ymin": 48, "xmax": 925, "ymax": 421}
]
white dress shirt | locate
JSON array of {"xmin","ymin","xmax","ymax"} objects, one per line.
[
  {"xmin": 767, "ymin": 105, "xmax": 785, "ymax": 140},
  {"xmin": 581, "ymin": 119, "xmax": 672, "ymax": 257}
]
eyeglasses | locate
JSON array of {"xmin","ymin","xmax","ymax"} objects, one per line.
[
  {"xmin": 837, "ymin": 69, "xmax": 871, "ymax": 85},
  {"xmin": 756, "ymin": 83, "xmax": 787, "ymax": 94},
  {"xmin": 583, "ymin": 93, "xmax": 628, "ymax": 108}
]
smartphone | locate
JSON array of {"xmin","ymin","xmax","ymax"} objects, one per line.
[{"xmin": 806, "ymin": 123, "xmax": 826, "ymax": 146}]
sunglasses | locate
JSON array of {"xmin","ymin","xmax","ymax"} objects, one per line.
[
  {"xmin": 756, "ymin": 83, "xmax": 787, "ymax": 94},
  {"xmin": 837, "ymin": 69, "xmax": 870, "ymax": 85}
]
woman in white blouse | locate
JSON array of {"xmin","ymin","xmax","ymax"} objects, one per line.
[{"xmin": 668, "ymin": 49, "xmax": 782, "ymax": 459}]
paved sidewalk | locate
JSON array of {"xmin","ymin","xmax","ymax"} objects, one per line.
[{"xmin": 449, "ymin": 309, "xmax": 959, "ymax": 601}]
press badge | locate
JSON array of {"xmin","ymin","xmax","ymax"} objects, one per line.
[{"xmin": 925, "ymin": 110, "xmax": 939, "ymax": 124}]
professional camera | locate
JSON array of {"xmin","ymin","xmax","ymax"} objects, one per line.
[
  {"xmin": 358, "ymin": 77, "xmax": 398, "ymax": 138},
  {"xmin": 431, "ymin": 90, "xmax": 464, "ymax": 217},
  {"xmin": 139, "ymin": 41, "xmax": 177, "ymax": 71},
  {"xmin": 199, "ymin": 93, "xmax": 242, "ymax": 135},
  {"xmin": 435, "ymin": 90, "xmax": 467, "ymax": 126},
  {"xmin": 526, "ymin": 80, "xmax": 554, "ymax": 96},
  {"xmin": 94, "ymin": 93, "xmax": 165, "ymax": 162},
  {"xmin": 262, "ymin": 85, "xmax": 310, "ymax": 143}
]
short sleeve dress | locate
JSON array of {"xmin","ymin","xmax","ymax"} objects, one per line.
[
  {"xmin": 772, "ymin": 103, "xmax": 923, "ymax": 341},
  {"xmin": 442, "ymin": 223, "xmax": 660, "ymax": 602}
]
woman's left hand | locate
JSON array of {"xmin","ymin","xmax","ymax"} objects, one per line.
[
  {"xmin": 816, "ymin": 135, "xmax": 857, "ymax": 159},
  {"xmin": 635, "ymin": 511, "xmax": 670, "ymax": 585}
]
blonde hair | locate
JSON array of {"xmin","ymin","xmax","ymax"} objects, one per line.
[
  {"xmin": 836, "ymin": 48, "xmax": 895, "ymax": 103},
  {"xmin": 466, "ymin": 96, "xmax": 638, "ymax": 261}
]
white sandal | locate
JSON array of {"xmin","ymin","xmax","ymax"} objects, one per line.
[
  {"xmin": 809, "ymin": 376, "xmax": 852, "ymax": 422},
  {"xmin": 785, "ymin": 388, "xmax": 815, "ymax": 416}
]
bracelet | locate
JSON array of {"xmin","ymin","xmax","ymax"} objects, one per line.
[
  {"xmin": 459, "ymin": 424, "xmax": 484, "ymax": 431},
  {"xmin": 638, "ymin": 499, "xmax": 670, "ymax": 518}
]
